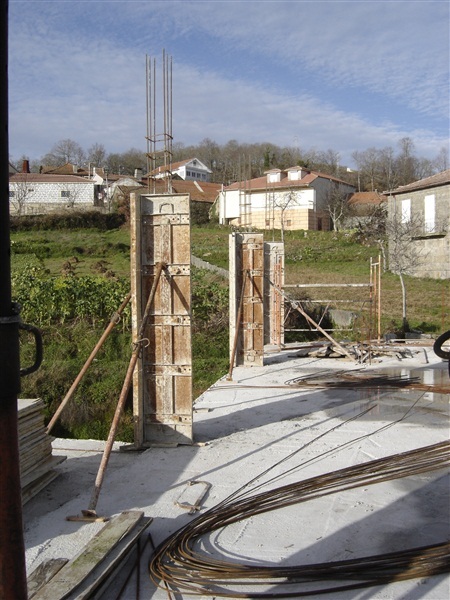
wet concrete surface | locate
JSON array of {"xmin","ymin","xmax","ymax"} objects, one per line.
[{"xmin": 23, "ymin": 345, "xmax": 449, "ymax": 599}]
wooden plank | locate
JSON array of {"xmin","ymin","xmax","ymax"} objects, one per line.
[
  {"xmin": 28, "ymin": 558, "xmax": 68, "ymax": 599},
  {"xmin": 31, "ymin": 511, "xmax": 145, "ymax": 600},
  {"xmin": 68, "ymin": 516, "xmax": 152, "ymax": 600}
]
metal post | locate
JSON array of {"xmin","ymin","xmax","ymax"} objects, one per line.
[
  {"xmin": 0, "ymin": 1, "xmax": 28, "ymax": 597},
  {"xmin": 83, "ymin": 263, "xmax": 166, "ymax": 517}
]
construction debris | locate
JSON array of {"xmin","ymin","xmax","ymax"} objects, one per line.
[
  {"xmin": 18, "ymin": 399, "xmax": 65, "ymax": 504},
  {"xmin": 293, "ymin": 342, "xmax": 419, "ymax": 362}
]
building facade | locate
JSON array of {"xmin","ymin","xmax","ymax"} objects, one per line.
[
  {"xmin": 217, "ymin": 167, "xmax": 355, "ymax": 231},
  {"xmin": 385, "ymin": 169, "xmax": 450, "ymax": 279},
  {"xmin": 9, "ymin": 173, "xmax": 96, "ymax": 215}
]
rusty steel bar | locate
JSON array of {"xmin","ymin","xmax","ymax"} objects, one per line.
[
  {"xmin": 0, "ymin": 0, "xmax": 28, "ymax": 597},
  {"xmin": 47, "ymin": 291, "xmax": 131, "ymax": 434},
  {"xmin": 227, "ymin": 270, "xmax": 249, "ymax": 381},
  {"xmin": 84, "ymin": 262, "xmax": 166, "ymax": 516},
  {"xmin": 269, "ymin": 279, "xmax": 354, "ymax": 361}
]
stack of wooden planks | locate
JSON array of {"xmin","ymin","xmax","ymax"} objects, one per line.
[
  {"xmin": 27, "ymin": 511, "xmax": 152, "ymax": 599},
  {"xmin": 18, "ymin": 398, "xmax": 66, "ymax": 504}
]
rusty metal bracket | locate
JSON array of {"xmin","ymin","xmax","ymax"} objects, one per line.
[{"xmin": 175, "ymin": 480, "xmax": 211, "ymax": 515}]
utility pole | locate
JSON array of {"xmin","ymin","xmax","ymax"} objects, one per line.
[{"xmin": 0, "ymin": 1, "xmax": 29, "ymax": 597}]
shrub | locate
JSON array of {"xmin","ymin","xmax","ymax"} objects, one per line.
[{"xmin": 10, "ymin": 211, "xmax": 126, "ymax": 232}]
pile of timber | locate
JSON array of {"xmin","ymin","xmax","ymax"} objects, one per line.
[
  {"xmin": 18, "ymin": 398, "xmax": 66, "ymax": 504},
  {"xmin": 294, "ymin": 342, "xmax": 418, "ymax": 362},
  {"xmin": 27, "ymin": 511, "xmax": 152, "ymax": 600}
]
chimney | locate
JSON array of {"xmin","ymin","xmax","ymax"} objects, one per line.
[
  {"xmin": 134, "ymin": 168, "xmax": 143, "ymax": 179},
  {"xmin": 22, "ymin": 159, "xmax": 30, "ymax": 173}
]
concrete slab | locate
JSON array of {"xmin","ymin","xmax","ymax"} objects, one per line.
[{"xmin": 23, "ymin": 346, "xmax": 449, "ymax": 599}]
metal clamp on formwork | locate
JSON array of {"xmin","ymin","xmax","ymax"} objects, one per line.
[
  {"xmin": 0, "ymin": 303, "xmax": 43, "ymax": 377},
  {"xmin": 433, "ymin": 330, "xmax": 450, "ymax": 376}
]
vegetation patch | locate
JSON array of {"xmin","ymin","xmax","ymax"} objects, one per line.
[{"xmin": 11, "ymin": 223, "xmax": 449, "ymax": 441}]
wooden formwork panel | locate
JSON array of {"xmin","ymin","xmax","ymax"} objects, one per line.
[
  {"xmin": 264, "ymin": 242, "xmax": 284, "ymax": 346},
  {"xmin": 130, "ymin": 193, "xmax": 192, "ymax": 447},
  {"xmin": 229, "ymin": 232, "xmax": 264, "ymax": 367}
]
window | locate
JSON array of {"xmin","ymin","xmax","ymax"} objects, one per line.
[
  {"xmin": 61, "ymin": 190, "xmax": 70, "ymax": 198},
  {"xmin": 27, "ymin": 188, "xmax": 34, "ymax": 193},
  {"xmin": 286, "ymin": 220, "xmax": 292, "ymax": 226},
  {"xmin": 424, "ymin": 194, "xmax": 435, "ymax": 232},
  {"xmin": 401, "ymin": 199, "xmax": 411, "ymax": 223},
  {"xmin": 9, "ymin": 190, "xmax": 15, "ymax": 197}
]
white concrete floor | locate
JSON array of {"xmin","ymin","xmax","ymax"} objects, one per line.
[{"xmin": 23, "ymin": 345, "xmax": 450, "ymax": 599}]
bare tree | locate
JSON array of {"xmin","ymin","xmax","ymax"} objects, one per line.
[
  {"xmin": 273, "ymin": 189, "xmax": 297, "ymax": 243},
  {"xmin": 9, "ymin": 175, "xmax": 32, "ymax": 215},
  {"xmin": 384, "ymin": 209, "xmax": 427, "ymax": 332},
  {"xmin": 42, "ymin": 139, "xmax": 85, "ymax": 166},
  {"xmin": 326, "ymin": 187, "xmax": 350, "ymax": 231},
  {"xmin": 58, "ymin": 182, "xmax": 84, "ymax": 209},
  {"xmin": 433, "ymin": 146, "xmax": 449, "ymax": 173},
  {"xmin": 87, "ymin": 143, "xmax": 107, "ymax": 168}
]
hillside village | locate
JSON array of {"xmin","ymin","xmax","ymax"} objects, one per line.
[{"xmin": 9, "ymin": 152, "xmax": 450, "ymax": 280}]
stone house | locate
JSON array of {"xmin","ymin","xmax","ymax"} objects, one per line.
[
  {"xmin": 385, "ymin": 169, "xmax": 450, "ymax": 279},
  {"xmin": 217, "ymin": 166, "xmax": 355, "ymax": 231},
  {"xmin": 9, "ymin": 173, "xmax": 96, "ymax": 215}
]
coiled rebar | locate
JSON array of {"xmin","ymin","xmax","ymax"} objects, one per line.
[{"xmin": 149, "ymin": 441, "xmax": 450, "ymax": 597}]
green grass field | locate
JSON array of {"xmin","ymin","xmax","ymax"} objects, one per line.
[{"xmin": 10, "ymin": 222, "xmax": 449, "ymax": 441}]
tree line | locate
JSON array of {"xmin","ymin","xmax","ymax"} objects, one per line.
[{"xmin": 11, "ymin": 136, "xmax": 448, "ymax": 192}]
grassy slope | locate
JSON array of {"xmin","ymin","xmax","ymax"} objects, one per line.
[
  {"xmin": 12, "ymin": 224, "xmax": 450, "ymax": 334},
  {"xmin": 11, "ymin": 224, "xmax": 449, "ymax": 440}
]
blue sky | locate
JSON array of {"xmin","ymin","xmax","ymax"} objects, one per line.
[{"xmin": 8, "ymin": 0, "xmax": 450, "ymax": 167}]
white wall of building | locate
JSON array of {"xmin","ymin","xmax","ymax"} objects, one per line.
[{"xmin": 9, "ymin": 179, "xmax": 95, "ymax": 214}]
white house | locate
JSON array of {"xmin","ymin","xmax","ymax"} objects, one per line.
[
  {"xmin": 9, "ymin": 173, "xmax": 96, "ymax": 215},
  {"xmin": 217, "ymin": 167, "xmax": 355, "ymax": 231},
  {"xmin": 149, "ymin": 158, "xmax": 212, "ymax": 182}
]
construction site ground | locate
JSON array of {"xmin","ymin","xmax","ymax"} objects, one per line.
[{"xmin": 23, "ymin": 343, "xmax": 450, "ymax": 599}]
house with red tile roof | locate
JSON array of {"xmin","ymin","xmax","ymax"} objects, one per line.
[
  {"xmin": 384, "ymin": 169, "xmax": 450, "ymax": 279},
  {"xmin": 348, "ymin": 191, "xmax": 387, "ymax": 210},
  {"xmin": 217, "ymin": 166, "xmax": 355, "ymax": 231}
]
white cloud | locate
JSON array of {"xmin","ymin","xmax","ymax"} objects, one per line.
[{"xmin": 8, "ymin": 0, "xmax": 449, "ymax": 165}]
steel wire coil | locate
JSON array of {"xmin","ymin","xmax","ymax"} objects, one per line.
[{"xmin": 149, "ymin": 441, "xmax": 450, "ymax": 597}]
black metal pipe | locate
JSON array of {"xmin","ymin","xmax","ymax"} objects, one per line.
[{"xmin": 0, "ymin": 0, "xmax": 28, "ymax": 597}]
